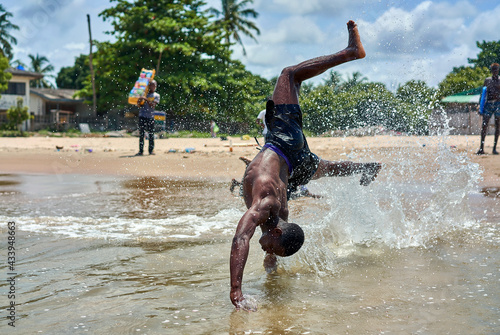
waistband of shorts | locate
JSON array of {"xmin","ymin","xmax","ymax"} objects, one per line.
[{"xmin": 262, "ymin": 143, "xmax": 293, "ymax": 174}]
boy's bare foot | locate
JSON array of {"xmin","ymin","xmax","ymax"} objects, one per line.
[{"xmin": 346, "ymin": 20, "xmax": 366, "ymax": 60}]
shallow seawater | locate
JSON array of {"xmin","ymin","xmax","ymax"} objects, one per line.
[{"xmin": 0, "ymin": 140, "xmax": 499, "ymax": 334}]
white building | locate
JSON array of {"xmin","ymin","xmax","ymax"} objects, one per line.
[
  {"xmin": 0, "ymin": 67, "xmax": 43, "ymax": 130},
  {"xmin": 1, "ymin": 67, "xmax": 93, "ymax": 131},
  {"xmin": 30, "ymin": 88, "xmax": 92, "ymax": 130}
]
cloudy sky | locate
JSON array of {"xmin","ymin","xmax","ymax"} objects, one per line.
[{"xmin": 5, "ymin": 0, "xmax": 500, "ymax": 89}]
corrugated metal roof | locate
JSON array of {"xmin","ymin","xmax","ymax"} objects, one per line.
[
  {"xmin": 441, "ymin": 86, "xmax": 481, "ymax": 104},
  {"xmin": 31, "ymin": 88, "xmax": 84, "ymax": 103},
  {"xmin": 441, "ymin": 94, "xmax": 480, "ymax": 103}
]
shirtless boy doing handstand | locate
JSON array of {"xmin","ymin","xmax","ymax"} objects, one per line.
[{"xmin": 230, "ymin": 20, "xmax": 381, "ymax": 311}]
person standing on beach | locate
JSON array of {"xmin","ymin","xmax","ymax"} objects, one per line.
[
  {"xmin": 136, "ymin": 80, "xmax": 160, "ymax": 156},
  {"xmin": 230, "ymin": 20, "xmax": 382, "ymax": 311},
  {"xmin": 256, "ymin": 109, "xmax": 268, "ymax": 136},
  {"xmin": 477, "ymin": 63, "xmax": 500, "ymax": 155},
  {"xmin": 210, "ymin": 120, "xmax": 219, "ymax": 138}
]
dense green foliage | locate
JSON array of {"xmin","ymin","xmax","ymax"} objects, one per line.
[
  {"xmin": 75, "ymin": 0, "xmax": 271, "ymax": 125},
  {"xmin": 301, "ymin": 74, "xmax": 436, "ymax": 135},
  {"xmin": 438, "ymin": 40, "xmax": 500, "ymax": 98},
  {"xmin": 0, "ymin": 4, "xmax": 18, "ymax": 60},
  {"xmin": 56, "ymin": 54, "xmax": 90, "ymax": 89},
  {"xmin": 6, "ymin": 97, "xmax": 30, "ymax": 132},
  {"xmin": 468, "ymin": 40, "xmax": 500, "ymax": 69},
  {"xmin": 437, "ymin": 66, "xmax": 489, "ymax": 98},
  {"xmin": 0, "ymin": 53, "xmax": 11, "ymax": 95}
]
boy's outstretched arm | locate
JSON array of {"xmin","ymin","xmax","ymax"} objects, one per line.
[{"xmin": 230, "ymin": 201, "xmax": 272, "ymax": 310}]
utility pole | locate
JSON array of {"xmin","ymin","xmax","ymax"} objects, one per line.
[
  {"xmin": 156, "ymin": 49, "xmax": 163, "ymax": 76},
  {"xmin": 87, "ymin": 14, "xmax": 97, "ymax": 116}
]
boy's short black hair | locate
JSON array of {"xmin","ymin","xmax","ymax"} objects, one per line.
[{"xmin": 278, "ymin": 220, "xmax": 304, "ymax": 256}]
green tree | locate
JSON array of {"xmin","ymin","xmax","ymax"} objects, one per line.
[
  {"xmin": 341, "ymin": 71, "xmax": 368, "ymax": 90},
  {"xmin": 322, "ymin": 70, "xmax": 343, "ymax": 88},
  {"xmin": 468, "ymin": 40, "xmax": 500, "ymax": 69},
  {"xmin": 301, "ymin": 75, "xmax": 434, "ymax": 135},
  {"xmin": 301, "ymin": 79, "xmax": 395, "ymax": 134},
  {"xmin": 28, "ymin": 54, "xmax": 54, "ymax": 88},
  {"xmin": 396, "ymin": 80, "xmax": 437, "ymax": 134},
  {"xmin": 0, "ymin": 4, "xmax": 19, "ymax": 60},
  {"xmin": 6, "ymin": 97, "xmax": 30, "ymax": 133},
  {"xmin": 396, "ymin": 80, "xmax": 437, "ymax": 105},
  {"xmin": 56, "ymin": 54, "xmax": 90, "ymax": 89},
  {"xmin": 437, "ymin": 66, "xmax": 489, "ymax": 98},
  {"xmin": 0, "ymin": 54, "xmax": 11, "ymax": 96},
  {"xmin": 210, "ymin": 0, "xmax": 260, "ymax": 56},
  {"xmin": 78, "ymin": 0, "xmax": 270, "ymax": 125}
]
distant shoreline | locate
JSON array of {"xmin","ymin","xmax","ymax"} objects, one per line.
[{"xmin": 0, "ymin": 135, "xmax": 498, "ymax": 187}]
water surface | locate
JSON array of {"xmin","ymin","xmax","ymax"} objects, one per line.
[{"xmin": 0, "ymin": 140, "xmax": 499, "ymax": 334}]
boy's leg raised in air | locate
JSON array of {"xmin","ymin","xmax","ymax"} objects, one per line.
[
  {"xmin": 312, "ymin": 160, "xmax": 382, "ymax": 186},
  {"xmin": 272, "ymin": 20, "xmax": 365, "ymax": 105}
]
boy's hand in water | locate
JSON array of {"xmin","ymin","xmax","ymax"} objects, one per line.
[
  {"xmin": 360, "ymin": 162, "xmax": 382, "ymax": 186},
  {"xmin": 230, "ymin": 287, "xmax": 244, "ymax": 308},
  {"xmin": 231, "ymin": 289, "xmax": 258, "ymax": 311}
]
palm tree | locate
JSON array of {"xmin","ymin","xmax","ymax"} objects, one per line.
[
  {"xmin": 323, "ymin": 70, "xmax": 343, "ymax": 88},
  {"xmin": 28, "ymin": 54, "xmax": 55, "ymax": 88},
  {"xmin": 210, "ymin": 0, "xmax": 260, "ymax": 56},
  {"xmin": 342, "ymin": 71, "xmax": 368, "ymax": 90},
  {"xmin": 0, "ymin": 4, "xmax": 19, "ymax": 60}
]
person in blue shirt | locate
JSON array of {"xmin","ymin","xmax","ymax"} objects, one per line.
[
  {"xmin": 136, "ymin": 80, "xmax": 160, "ymax": 156},
  {"xmin": 477, "ymin": 63, "xmax": 500, "ymax": 155}
]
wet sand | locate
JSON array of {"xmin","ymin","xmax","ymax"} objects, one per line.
[{"xmin": 0, "ymin": 134, "xmax": 499, "ymax": 187}]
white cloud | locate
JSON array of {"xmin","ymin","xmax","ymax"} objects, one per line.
[
  {"xmin": 464, "ymin": 4, "xmax": 500, "ymax": 44},
  {"xmin": 6, "ymin": 0, "xmax": 112, "ymax": 79},
  {"xmin": 359, "ymin": 1, "xmax": 476, "ymax": 56},
  {"xmin": 262, "ymin": 16, "xmax": 326, "ymax": 44},
  {"xmin": 263, "ymin": 0, "xmax": 369, "ymax": 16}
]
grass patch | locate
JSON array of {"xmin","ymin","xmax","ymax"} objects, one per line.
[{"xmin": 0, "ymin": 130, "xmax": 30, "ymax": 137}]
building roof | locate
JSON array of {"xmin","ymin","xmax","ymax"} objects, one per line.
[
  {"xmin": 31, "ymin": 88, "xmax": 85, "ymax": 103},
  {"xmin": 441, "ymin": 95, "xmax": 480, "ymax": 103},
  {"xmin": 441, "ymin": 87, "xmax": 481, "ymax": 104},
  {"xmin": 6, "ymin": 67, "xmax": 44, "ymax": 79}
]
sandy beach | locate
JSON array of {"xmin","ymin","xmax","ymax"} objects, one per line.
[{"xmin": 0, "ymin": 134, "xmax": 499, "ymax": 187}]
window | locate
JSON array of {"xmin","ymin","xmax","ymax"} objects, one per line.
[{"xmin": 2, "ymin": 82, "xmax": 26, "ymax": 95}]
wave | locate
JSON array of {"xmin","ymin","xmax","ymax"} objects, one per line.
[{"xmin": 0, "ymin": 208, "xmax": 243, "ymax": 242}]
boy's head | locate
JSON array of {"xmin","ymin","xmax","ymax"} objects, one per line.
[
  {"xmin": 259, "ymin": 218, "xmax": 304, "ymax": 257},
  {"xmin": 490, "ymin": 63, "xmax": 499, "ymax": 75},
  {"xmin": 149, "ymin": 80, "xmax": 157, "ymax": 92}
]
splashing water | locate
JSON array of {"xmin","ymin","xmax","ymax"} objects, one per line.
[{"xmin": 281, "ymin": 135, "xmax": 482, "ymax": 275}]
